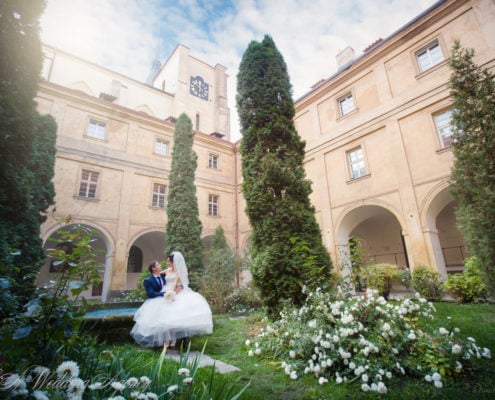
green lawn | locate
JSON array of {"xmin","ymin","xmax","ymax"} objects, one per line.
[{"xmin": 110, "ymin": 302, "xmax": 495, "ymax": 399}]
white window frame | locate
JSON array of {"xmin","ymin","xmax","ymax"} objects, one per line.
[
  {"xmin": 208, "ymin": 194, "xmax": 219, "ymax": 216},
  {"xmin": 434, "ymin": 109, "xmax": 454, "ymax": 148},
  {"xmin": 78, "ymin": 170, "xmax": 99, "ymax": 199},
  {"xmin": 347, "ymin": 147, "xmax": 367, "ymax": 180},
  {"xmin": 208, "ymin": 153, "xmax": 219, "ymax": 169},
  {"xmin": 338, "ymin": 93, "xmax": 355, "ymax": 116},
  {"xmin": 416, "ymin": 40, "xmax": 444, "ymax": 73},
  {"xmin": 154, "ymin": 137, "xmax": 169, "ymax": 156},
  {"xmin": 86, "ymin": 119, "xmax": 106, "ymax": 140},
  {"xmin": 152, "ymin": 183, "xmax": 167, "ymax": 208}
]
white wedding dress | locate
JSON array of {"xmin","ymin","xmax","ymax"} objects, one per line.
[{"xmin": 130, "ymin": 271, "xmax": 213, "ymax": 347}]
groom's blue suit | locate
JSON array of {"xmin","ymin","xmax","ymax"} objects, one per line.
[{"xmin": 143, "ymin": 274, "xmax": 166, "ymax": 298}]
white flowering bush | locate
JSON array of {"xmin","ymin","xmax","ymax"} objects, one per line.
[{"xmin": 245, "ymin": 287, "xmax": 491, "ymax": 394}]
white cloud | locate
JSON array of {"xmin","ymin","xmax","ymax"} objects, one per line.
[{"xmin": 40, "ymin": 0, "xmax": 438, "ymax": 142}]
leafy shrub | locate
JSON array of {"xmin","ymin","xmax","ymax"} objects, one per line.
[
  {"xmin": 123, "ymin": 269, "xmax": 150, "ymax": 302},
  {"xmin": 443, "ymin": 256, "xmax": 488, "ymax": 303},
  {"xmin": 411, "ymin": 265, "xmax": 443, "ymax": 301},
  {"xmin": 225, "ymin": 282, "xmax": 263, "ymax": 314},
  {"xmin": 362, "ymin": 264, "xmax": 401, "ymax": 299}
]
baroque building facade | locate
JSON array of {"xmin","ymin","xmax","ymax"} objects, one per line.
[{"xmin": 36, "ymin": 0, "xmax": 494, "ymax": 300}]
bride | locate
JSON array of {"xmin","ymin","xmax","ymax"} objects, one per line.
[{"xmin": 130, "ymin": 251, "xmax": 213, "ymax": 347}]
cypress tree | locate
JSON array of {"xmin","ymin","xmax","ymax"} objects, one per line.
[
  {"xmin": 236, "ymin": 35, "xmax": 333, "ymax": 317},
  {"xmin": 165, "ymin": 113, "xmax": 203, "ymax": 287},
  {"xmin": 0, "ymin": 0, "xmax": 57, "ymax": 298},
  {"xmin": 448, "ymin": 41, "xmax": 495, "ymax": 295}
]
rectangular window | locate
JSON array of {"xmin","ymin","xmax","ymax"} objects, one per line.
[
  {"xmin": 86, "ymin": 119, "xmax": 106, "ymax": 140},
  {"xmin": 347, "ymin": 147, "xmax": 366, "ymax": 179},
  {"xmin": 434, "ymin": 110, "xmax": 454, "ymax": 148},
  {"xmin": 208, "ymin": 154, "xmax": 219, "ymax": 169},
  {"xmin": 416, "ymin": 40, "xmax": 444, "ymax": 72},
  {"xmin": 208, "ymin": 194, "xmax": 219, "ymax": 216},
  {"xmin": 78, "ymin": 170, "xmax": 99, "ymax": 198},
  {"xmin": 338, "ymin": 93, "xmax": 355, "ymax": 116},
  {"xmin": 152, "ymin": 183, "xmax": 167, "ymax": 208},
  {"xmin": 154, "ymin": 138, "xmax": 169, "ymax": 156}
]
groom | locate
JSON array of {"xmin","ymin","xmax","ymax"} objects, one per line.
[{"xmin": 143, "ymin": 260, "xmax": 166, "ymax": 298}]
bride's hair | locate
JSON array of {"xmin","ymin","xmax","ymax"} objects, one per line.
[{"xmin": 167, "ymin": 253, "xmax": 174, "ymax": 262}]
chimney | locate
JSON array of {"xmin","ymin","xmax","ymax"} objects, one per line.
[{"xmin": 336, "ymin": 46, "xmax": 355, "ymax": 70}]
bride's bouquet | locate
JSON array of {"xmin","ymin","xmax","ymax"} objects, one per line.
[{"xmin": 164, "ymin": 290, "xmax": 176, "ymax": 302}]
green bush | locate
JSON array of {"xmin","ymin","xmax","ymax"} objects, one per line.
[
  {"xmin": 362, "ymin": 264, "xmax": 401, "ymax": 299},
  {"xmin": 443, "ymin": 256, "xmax": 488, "ymax": 303},
  {"xmin": 411, "ymin": 265, "xmax": 443, "ymax": 301},
  {"xmin": 225, "ymin": 282, "xmax": 263, "ymax": 314}
]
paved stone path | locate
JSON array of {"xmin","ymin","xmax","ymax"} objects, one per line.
[{"xmin": 164, "ymin": 349, "xmax": 241, "ymax": 374}]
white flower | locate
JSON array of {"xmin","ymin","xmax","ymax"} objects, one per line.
[
  {"xmin": 407, "ymin": 332, "xmax": 417, "ymax": 340},
  {"xmin": 255, "ymin": 348, "xmax": 262, "ymax": 355},
  {"xmin": 3, "ymin": 374, "xmax": 27, "ymax": 390},
  {"xmin": 88, "ymin": 382, "xmax": 103, "ymax": 390},
  {"xmin": 425, "ymin": 375, "xmax": 432, "ymax": 382},
  {"xmin": 482, "ymin": 348, "xmax": 491, "ymax": 358},
  {"xmin": 111, "ymin": 381, "xmax": 126, "ymax": 392},
  {"xmin": 33, "ymin": 391, "xmax": 50, "ymax": 400},
  {"xmin": 140, "ymin": 376, "xmax": 151, "ymax": 386},
  {"xmin": 178, "ymin": 368, "xmax": 190, "ymax": 376},
  {"xmin": 382, "ymin": 322, "xmax": 391, "ymax": 332},
  {"xmin": 452, "ymin": 344, "xmax": 462, "ymax": 354},
  {"xmin": 167, "ymin": 385, "xmax": 178, "ymax": 392},
  {"xmin": 361, "ymin": 374, "xmax": 369, "ymax": 382},
  {"xmin": 336, "ymin": 376, "xmax": 343, "ymax": 384},
  {"xmin": 146, "ymin": 393, "xmax": 159, "ymax": 400},
  {"xmin": 349, "ymin": 362, "xmax": 356, "ymax": 370},
  {"xmin": 318, "ymin": 377, "xmax": 328, "ymax": 385},
  {"xmin": 126, "ymin": 377, "xmax": 139, "ymax": 387},
  {"xmin": 108, "ymin": 397, "xmax": 126, "ymax": 400},
  {"xmin": 385, "ymin": 371, "xmax": 392, "ymax": 379},
  {"xmin": 434, "ymin": 380, "xmax": 443, "ymax": 388},
  {"xmin": 248, "ymin": 350, "xmax": 254, "ymax": 356},
  {"xmin": 468, "ymin": 337, "xmax": 476, "ymax": 342},
  {"xmin": 432, "ymin": 372, "xmax": 442, "ymax": 381},
  {"xmin": 377, "ymin": 382, "xmax": 388, "ymax": 394},
  {"xmin": 290, "ymin": 371, "xmax": 298, "ymax": 380},
  {"xmin": 289, "ymin": 350, "xmax": 296, "ymax": 359},
  {"xmin": 68, "ymin": 378, "xmax": 86, "ymax": 398},
  {"xmin": 56, "ymin": 361, "xmax": 80, "ymax": 378},
  {"xmin": 439, "ymin": 327, "xmax": 449, "ymax": 335},
  {"xmin": 308, "ymin": 320, "xmax": 317, "ymax": 329},
  {"xmin": 361, "ymin": 383, "xmax": 370, "ymax": 391},
  {"xmin": 183, "ymin": 377, "xmax": 193, "ymax": 384},
  {"xmin": 33, "ymin": 366, "xmax": 50, "ymax": 376},
  {"xmin": 245, "ymin": 339, "xmax": 251, "ymax": 346}
]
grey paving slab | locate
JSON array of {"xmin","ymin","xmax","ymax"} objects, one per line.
[{"xmin": 165, "ymin": 349, "xmax": 240, "ymax": 374}]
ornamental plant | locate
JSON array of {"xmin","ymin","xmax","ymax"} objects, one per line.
[
  {"xmin": 411, "ymin": 265, "xmax": 443, "ymax": 301},
  {"xmin": 0, "ymin": 344, "xmax": 249, "ymax": 400},
  {"xmin": 245, "ymin": 287, "xmax": 491, "ymax": 394},
  {"xmin": 361, "ymin": 264, "xmax": 401, "ymax": 299},
  {"xmin": 443, "ymin": 256, "xmax": 488, "ymax": 303}
]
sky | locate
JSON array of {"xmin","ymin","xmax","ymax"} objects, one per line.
[{"xmin": 40, "ymin": 0, "xmax": 439, "ymax": 142}]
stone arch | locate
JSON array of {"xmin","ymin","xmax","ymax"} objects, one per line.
[
  {"xmin": 421, "ymin": 182, "xmax": 466, "ymax": 276},
  {"xmin": 39, "ymin": 222, "xmax": 113, "ymax": 300},
  {"xmin": 126, "ymin": 228, "xmax": 166, "ymax": 290},
  {"xmin": 335, "ymin": 201, "xmax": 407, "ymax": 275}
]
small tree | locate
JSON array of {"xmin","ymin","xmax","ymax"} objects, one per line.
[
  {"xmin": 237, "ymin": 35, "xmax": 333, "ymax": 317},
  {"xmin": 201, "ymin": 226, "xmax": 236, "ymax": 312},
  {"xmin": 448, "ymin": 41, "xmax": 495, "ymax": 295},
  {"xmin": 165, "ymin": 113, "xmax": 203, "ymax": 287}
]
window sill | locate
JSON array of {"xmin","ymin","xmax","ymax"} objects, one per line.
[
  {"xmin": 436, "ymin": 146, "xmax": 452, "ymax": 154},
  {"xmin": 346, "ymin": 173, "xmax": 371, "ymax": 184},
  {"xmin": 336, "ymin": 107, "xmax": 359, "ymax": 122},
  {"xmin": 73, "ymin": 195, "xmax": 99, "ymax": 202},
  {"xmin": 415, "ymin": 59, "xmax": 448, "ymax": 79}
]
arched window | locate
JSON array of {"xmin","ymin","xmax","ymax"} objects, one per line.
[
  {"xmin": 127, "ymin": 246, "xmax": 143, "ymax": 273},
  {"xmin": 195, "ymin": 113, "xmax": 200, "ymax": 131}
]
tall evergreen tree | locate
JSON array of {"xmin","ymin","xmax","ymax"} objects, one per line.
[
  {"xmin": 448, "ymin": 41, "xmax": 495, "ymax": 295},
  {"xmin": 165, "ymin": 113, "xmax": 203, "ymax": 287},
  {"xmin": 236, "ymin": 35, "xmax": 333, "ymax": 317},
  {"xmin": 0, "ymin": 0, "xmax": 57, "ymax": 297}
]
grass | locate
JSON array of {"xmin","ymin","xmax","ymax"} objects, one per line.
[{"xmin": 108, "ymin": 302, "xmax": 495, "ymax": 399}]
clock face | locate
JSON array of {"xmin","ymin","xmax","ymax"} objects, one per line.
[{"xmin": 190, "ymin": 75, "xmax": 209, "ymax": 101}]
